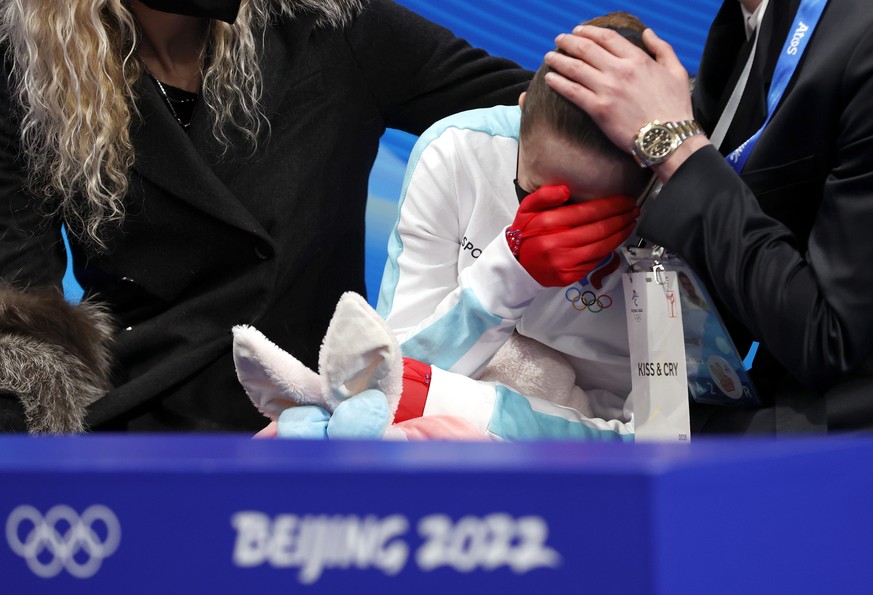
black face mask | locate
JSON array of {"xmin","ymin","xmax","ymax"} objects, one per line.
[{"xmin": 138, "ymin": 0, "xmax": 243, "ymax": 23}]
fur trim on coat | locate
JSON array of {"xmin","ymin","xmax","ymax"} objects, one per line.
[{"xmin": 0, "ymin": 286, "xmax": 114, "ymax": 434}]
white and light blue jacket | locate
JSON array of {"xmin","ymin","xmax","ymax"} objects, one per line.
[{"xmin": 377, "ymin": 106, "xmax": 633, "ymax": 440}]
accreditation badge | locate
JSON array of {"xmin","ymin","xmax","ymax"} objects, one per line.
[
  {"xmin": 622, "ymin": 246, "xmax": 761, "ymax": 438},
  {"xmin": 622, "ymin": 247, "xmax": 691, "ymax": 442}
]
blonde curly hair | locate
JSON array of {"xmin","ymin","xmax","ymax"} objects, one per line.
[{"xmin": 0, "ymin": 0, "xmax": 363, "ymax": 248}]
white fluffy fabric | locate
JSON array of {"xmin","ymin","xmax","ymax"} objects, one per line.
[
  {"xmin": 318, "ymin": 292, "xmax": 403, "ymax": 414},
  {"xmin": 232, "ymin": 325, "xmax": 328, "ymax": 419},
  {"xmin": 478, "ymin": 332, "xmax": 594, "ymax": 418}
]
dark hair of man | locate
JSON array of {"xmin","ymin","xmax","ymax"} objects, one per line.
[{"xmin": 520, "ymin": 12, "xmax": 652, "ymax": 162}]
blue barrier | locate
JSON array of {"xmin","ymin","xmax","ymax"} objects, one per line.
[{"xmin": 2, "ymin": 435, "xmax": 871, "ymax": 594}]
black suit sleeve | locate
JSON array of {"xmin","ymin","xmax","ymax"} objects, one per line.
[{"xmin": 638, "ymin": 27, "xmax": 873, "ymax": 392}]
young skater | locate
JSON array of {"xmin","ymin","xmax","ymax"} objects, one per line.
[{"xmin": 234, "ymin": 12, "xmax": 651, "ymax": 440}]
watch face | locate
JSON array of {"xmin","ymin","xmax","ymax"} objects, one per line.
[{"xmin": 642, "ymin": 125, "xmax": 675, "ymax": 159}]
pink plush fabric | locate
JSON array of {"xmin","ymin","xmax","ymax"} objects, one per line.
[
  {"xmin": 394, "ymin": 416, "xmax": 493, "ymax": 441},
  {"xmin": 254, "ymin": 421, "xmax": 278, "ymax": 438}
]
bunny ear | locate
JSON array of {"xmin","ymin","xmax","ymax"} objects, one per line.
[
  {"xmin": 318, "ymin": 292, "xmax": 403, "ymax": 416},
  {"xmin": 232, "ymin": 325, "xmax": 328, "ymax": 420}
]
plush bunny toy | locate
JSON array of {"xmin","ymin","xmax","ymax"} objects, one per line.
[
  {"xmin": 232, "ymin": 292, "xmax": 593, "ymax": 440},
  {"xmin": 233, "ymin": 292, "xmax": 490, "ymax": 440}
]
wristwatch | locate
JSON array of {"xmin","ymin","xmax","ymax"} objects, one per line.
[{"xmin": 631, "ymin": 119, "xmax": 703, "ymax": 168}]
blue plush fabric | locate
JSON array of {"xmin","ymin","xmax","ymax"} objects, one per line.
[
  {"xmin": 327, "ymin": 390, "xmax": 391, "ymax": 440},
  {"xmin": 276, "ymin": 406, "xmax": 330, "ymax": 439}
]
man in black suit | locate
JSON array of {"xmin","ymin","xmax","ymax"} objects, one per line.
[{"xmin": 543, "ymin": 0, "xmax": 873, "ymax": 433}]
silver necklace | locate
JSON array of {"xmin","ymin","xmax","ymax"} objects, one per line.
[{"xmin": 148, "ymin": 73, "xmax": 196, "ymax": 131}]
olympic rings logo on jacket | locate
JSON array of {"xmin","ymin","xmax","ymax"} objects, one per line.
[
  {"xmin": 5, "ymin": 504, "xmax": 122, "ymax": 578},
  {"xmin": 564, "ymin": 287, "xmax": 613, "ymax": 313}
]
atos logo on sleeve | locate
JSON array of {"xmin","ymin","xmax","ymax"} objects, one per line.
[{"xmin": 5, "ymin": 504, "xmax": 122, "ymax": 579}]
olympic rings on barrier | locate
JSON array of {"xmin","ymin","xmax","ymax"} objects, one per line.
[
  {"xmin": 564, "ymin": 287, "xmax": 613, "ymax": 313},
  {"xmin": 6, "ymin": 504, "xmax": 121, "ymax": 578}
]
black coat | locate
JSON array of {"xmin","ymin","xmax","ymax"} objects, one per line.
[
  {"xmin": 639, "ymin": 0, "xmax": 873, "ymax": 432},
  {"xmin": 0, "ymin": 0, "xmax": 531, "ymax": 432}
]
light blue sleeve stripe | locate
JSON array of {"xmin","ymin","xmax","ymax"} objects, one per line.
[
  {"xmin": 399, "ymin": 288, "xmax": 504, "ymax": 370},
  {"xmin": 376, "ymin": 105, "xmax": 522, "ymax": 318},
  {"xmin": 488, "ymin": 387, "xmax": 634, "ymax": 442}
]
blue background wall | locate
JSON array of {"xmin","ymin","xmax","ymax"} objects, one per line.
[{"xmin": 63, "ymin": 0, "xmax": 724, "ymax": 303}]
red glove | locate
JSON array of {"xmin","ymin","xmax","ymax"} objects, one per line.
[
  {"xmin": 505, "ymin": 185, "xmax": 639, "ymax": 287},
  {"xmin": 394, "ymin": 358, "xmax": 432, "ymax": 423}
]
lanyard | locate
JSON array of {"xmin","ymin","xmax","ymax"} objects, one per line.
[
  {"xmin": 710, "ymin": 0, "xmax": 769, "ymax": 150},
  {"xmin": 725, "ymin": 0, "xmax": 829, "ymax": 173},
  {"xmin": 722, "ymin": 0, "xmax": 828, "ymax": 370}
]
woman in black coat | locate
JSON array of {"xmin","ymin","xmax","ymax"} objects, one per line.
[{"xmin": 0, "ymin": 0, "xmax": 531, "ymax": 433}]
